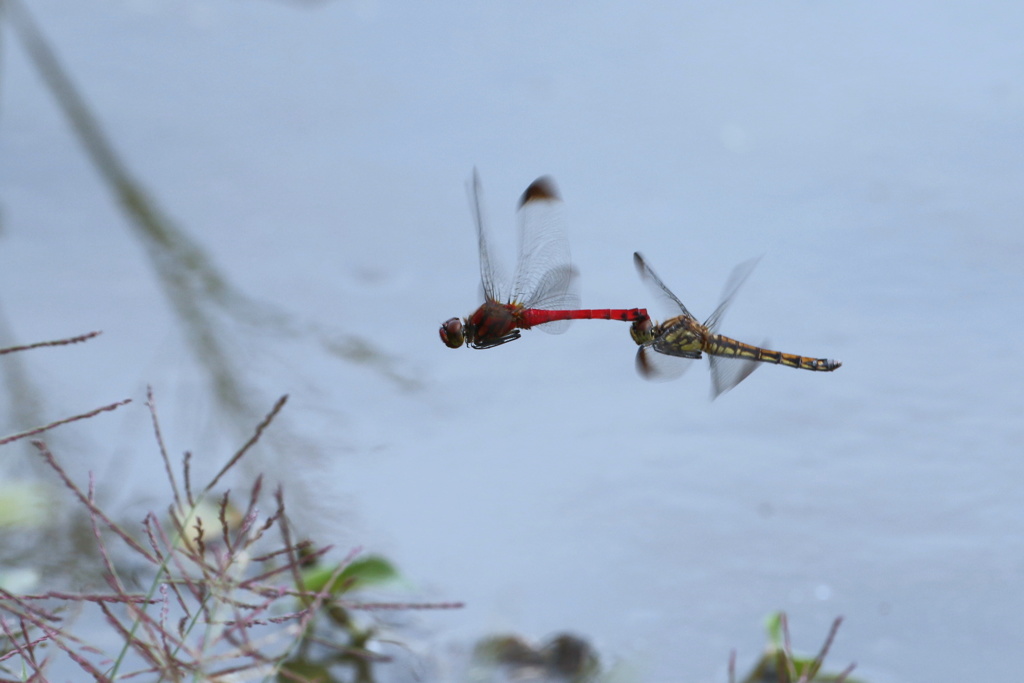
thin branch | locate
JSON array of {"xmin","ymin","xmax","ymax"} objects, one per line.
[
  {"xmin": 221, "ymin": 610, "xmax": 313, "ymax": 628},
  {"xmin": 347, "ymin": 601, "xmax": 465, "ymax": 611},
  {"xmin": 12, "ymin": 592, "xmax": 152, "ymax": 604},
  {"xmin": 834, "ymin": 661, "xmax": 858, "ymax": 682},
  {"xmin": 241, "ymin": 551, "xmax": 323, "ymax": 589},
  {"xmin": 155, "ymin": 513, "xmax": 215, "ymax": 599},
  {"xmin": 219, "ymin": 490, "xmax": 236, "ymax": 556},
  {"xmin": 204, "ymin": 394, "xmax": 288, "ymax": 494},
  {"xmin": 241, "ymin": 481, "xmax": 284, "ymax": 551},
  {"xmin": 802, "ymin": 616, "xmax": 844, "ymax": 682},
  {"xmin": 30, "ymin": 440, "xmax": 156, "ymax": 562},
  {"xmin": 0, "ymin": 398, "xmax": 131, "ymax": 446},
  {"xmin": 183, "ymin": 451, "xmax": 195, "ymax": 507},
  {"xmin": 0, "ymin": 589, "xmax": 64, "ymax": 624},
  {"xmin": 87, "ymin": 473, "xmax": 128, "ymax": 597},
  {"xmin": 251, "ymin": 539, "xmax": 323, "ymax": 566},
  {"xmin": 98, "ymin": 602, "xmax": 164, "ymax": 672},
  {"xmin": 780, "ymin": 613, "xmax": 797, "ymax": 683},
  {"xmin": 0, "ymin": 330, "xmax": 101, "ymax": 355},
  {"xmin": 0, "ymin": 616, "xmax": 47, "ymax": 676},
  {"xmin": 145, "ymin": 387, "xmax": 182, "ymax": 507},
  {"xmin": 275, "ymin": 487, "xmax": 306, "ymax": 595},
  {"xmin": 37, "ymin": 623, "xmax": 107, "ymax": 681},
  {"xmin": 1, "ymin": 605, "xmax": 101, "ymax": 682},
  {"xmin": 141, "ymin": 515, "xmax": 192, "ymax": 618}
]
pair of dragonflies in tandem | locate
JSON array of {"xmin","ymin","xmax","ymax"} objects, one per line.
[{"xmin": 439, "ymin": 174, "xmax": 841, "ymax": 398}]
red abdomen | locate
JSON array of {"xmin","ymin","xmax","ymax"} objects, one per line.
[{"xmin": 518, "ymin": 308, "xmax": 649, "ymax": 329}]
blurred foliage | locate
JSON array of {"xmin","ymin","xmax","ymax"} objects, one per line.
[
  {"xmin": 302, "ymin": 554, "xmax": 401, "ymax": 597},
  {"xmin": 738, "ymin": 612, "xmax": 859, "ymax": 683},
  {"xmin": 470, "ymin": 632, "xmax": 601, "ymax": 683}
]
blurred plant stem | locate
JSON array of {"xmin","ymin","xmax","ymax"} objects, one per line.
[
  {"xmin": 3, "ymin": 0, "xmax": 417, "ymax": 441},
  {"xmin": 0, "ymin": 304, "xmax": 46, "ymax": 458}
]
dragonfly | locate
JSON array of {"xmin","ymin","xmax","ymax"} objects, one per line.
[
  {"xmin": 440, "ymin": 173, "xmax": 649, "ymax": 349},
  {"xmin": 629, "ymin": 251, "xmax": 841, "ymax": 398}
]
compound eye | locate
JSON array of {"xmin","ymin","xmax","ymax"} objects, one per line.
[
  {"xmin": 629, "ymin": 316, "xmax": 654, "ymax": 344},
  {"xmin": 439, "ymin": 318, "xmax": 465, "ymax": 348}
]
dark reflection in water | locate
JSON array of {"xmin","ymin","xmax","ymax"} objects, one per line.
[
  {"xmin": 468, "ymin": 632, "xmax": 601, "ymax": 682},
  {"xmin": 2, "ymin": 0, "xmax": 421, "ymax": 573},
  {"xmin": 0, "ymin": 5, "xmax": 435, "ymax": 678},
  {"xmin": 4, "ymin": 0, "xmax": 417, "ymax": 465}
]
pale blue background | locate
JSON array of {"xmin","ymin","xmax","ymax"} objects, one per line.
[{"xmin": 2, "ymin": 2, "xmax": 1022, "ymax": 681}]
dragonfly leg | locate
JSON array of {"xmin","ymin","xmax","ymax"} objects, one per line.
[{"xmin": 470, "ymin": 330, "xmax": 522, "ymax": 349}]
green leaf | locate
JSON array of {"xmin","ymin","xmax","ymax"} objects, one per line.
[
  {"xmin": 764, "ymin": 611, "xmax": 784, "ymax": 649},
  {"xmin": 301, "ymin": 555, "xmax": 399, "ymax": 596}
]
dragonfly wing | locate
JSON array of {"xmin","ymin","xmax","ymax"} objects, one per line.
[
  {"xmin": 633, "ymin": 252, "xmax": 697, "ymax": 320},
  {"xmin": 703, "ymin": 256, "xmax": 761, "ymax": 334},
  {"xmin": 708, "ymin": 353, "xmax": 762, "ymax": 398},
  {"xmin": 636, "ymin": 345, "xmax": 695, "ymax": 382},
  {"xmin": 703, "ymin": 257, "xmax": 762, "ymax": 397},
  {"xmin": 523, "ymin": 263, "xmax": 581, "ymax": 334},
  {"xmin": 510, "ymin": 176, "xmax": 578, "ymax": 308},
  {"xmin": 469, "ymin": 170, "xmax": 510, "ymax": 303}
]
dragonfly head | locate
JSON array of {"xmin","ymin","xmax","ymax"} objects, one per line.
[
  {"xmin": 629, "ymin": 316, "xmax": 656, "ymax": 345},
  {"xmin": 439, "ymin": 317, "xmax": 467, "ymax": 348}
]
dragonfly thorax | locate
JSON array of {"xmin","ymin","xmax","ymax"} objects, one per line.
[
  {"xmin": 652, "ymin": 316, "xmax": 707, "ymax": 357},
  {"xmin": 440, "ymin": 304, "xmax": 524, "ymax": 350}
]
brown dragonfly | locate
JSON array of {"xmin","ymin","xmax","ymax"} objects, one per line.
[{"xmin": 629, "ymin": 252, "xmax": 841, "ymax": 398}]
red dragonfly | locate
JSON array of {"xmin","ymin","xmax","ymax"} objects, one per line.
[
  {"xmin": 630, "ymin": 252, "xmax": 841, "ymax": 398},
  {"xmin": 440, "ymin": 173, "xmax": 649, "ymax": 349}
]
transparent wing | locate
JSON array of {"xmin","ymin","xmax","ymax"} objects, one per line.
[
  {"xmin": 511, "ymin": 177, "xmax": 578, "ymax": 309},
  {"xmin": 703, "ymin": 258, "xmax": 763, "ymax": 398},
  {"xmin": 708, "ymin": 347, "xmax": 763, "ymax": 399},
  {"xmin": 633, "ymin": 252, "xmax": 696, "ymax": 320},
  {"xmin": 469, "ymin": 169, "xmax": 509, "ymax": 303},
  {"xmin": 703, "ymin": 257, "xmax": 761, "ymax": 334},
  {"xmin": 523, "ymin": 264, "xmax": 581, "ymax": 335},
  {"xmin": 636, "ymin": 345, "xmax": 695, "ymax": 382}
]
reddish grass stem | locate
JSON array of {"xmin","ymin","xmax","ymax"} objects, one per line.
[
  {"xmin": 0, "ymin": 330, "xmax": 101, "ymax": 355},
  {"xmin": 203, "ymin": 394, "xmax": 288, "ymax": 494},
  {"xmin": 0, "ymin": 398, "xmax": 131, "ymax": 447}
]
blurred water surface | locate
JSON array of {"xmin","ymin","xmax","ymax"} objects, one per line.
[{"xmin": 1, "ymin": 2, "xmax": 1022, "ymax": 681}]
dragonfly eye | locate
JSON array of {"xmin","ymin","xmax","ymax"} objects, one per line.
[
  {"xmin": 440, "ymin": 318, "xmax": 465, "ymax": 348},
  {"xmin": 629, "ymin": 317, "xmax": 655, "ymax": 345}
]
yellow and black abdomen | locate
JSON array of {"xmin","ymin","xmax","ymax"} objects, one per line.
[{"xmin": 707, "ymin": 335, "xmax": 841, "ymax": 372}]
